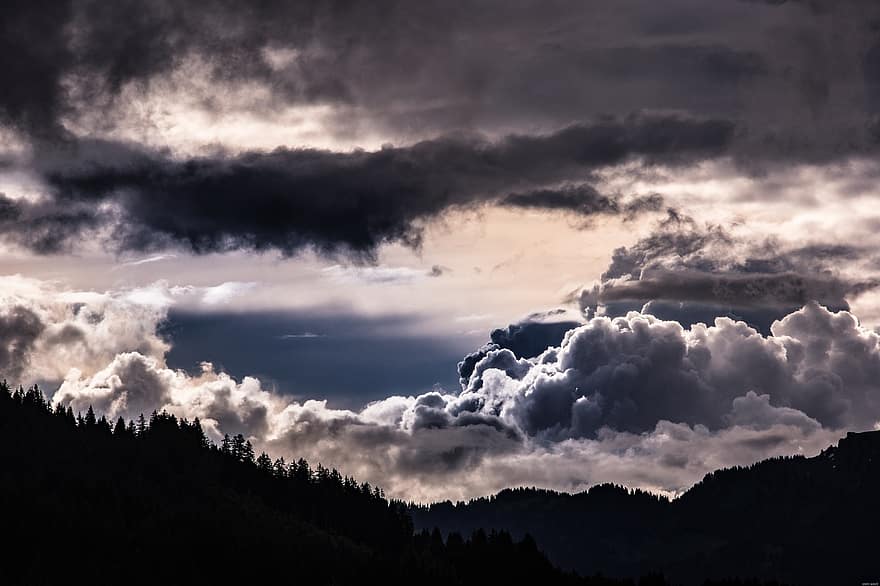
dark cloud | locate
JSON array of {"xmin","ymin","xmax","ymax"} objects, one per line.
[
  {"xmin": 4, "ymin": 1, "xmax": 879, "ymax": 155},
  {"xmin": 3, "ymin": 0, "xmax": 880, "ymax": 262},
  {"xmin": 0, "ymin": 193, "xmax": 105, "ymax": 254},
  {"xmin": 25, "ymin": 114, "xmax": 728, "ymax": 258},
  {"xmin": 461, "ymin": 302, "xmax": 880, "ymax": 438},
  {"xmin": 0, "ymin": 0, "xmax": 346, "ymax": 139},
  {"xmin": 458, "ymin": 311, "xmax": 582, "ymax": 384},
  {"xmin": 579, "ymin": 44, "xmax": 768, "ymax": 86},
  {"xmin": 500, "ymin": 185, "xmax": 665, "ymax": 219},
  {"xmin": 0, "ymin": 0, "xmax": 73, "ymax": 138},
  {"xmin": 43, "ymin": 324, "xmax": 86, "ymax": 347},
  {"xmin": 0, "ymin": 306, "xmax": 45, "ymax": 380},
  {"xmin": 576, "ymin": 212, "xmax": 878, "ymax": 333}
]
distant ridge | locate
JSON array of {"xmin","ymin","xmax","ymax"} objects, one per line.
[{"xmin": 413, "ymin": 430, "xmax": 880, "ymax": 585}]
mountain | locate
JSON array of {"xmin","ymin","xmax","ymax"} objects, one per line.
[
  {"xmin": 412, "ymin": 430, "xmax": 880, "ymax": 585},
  {"xmin": 0, "ymin": 382, "xmax": 611, "ymax": 586}
]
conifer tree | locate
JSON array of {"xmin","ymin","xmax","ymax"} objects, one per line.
[
  {"xmin": 85, "ymin": 405, "xmax": 97, "ymax": 427},
  {"xmin": 113, "ymin": 417, "xmax": 127, "ymax": 437},
  {"xmin": 243, "ymin": 440, "xmax": 255, "ymax": 464},
  {"xmin": 136, "ymin": 413, "xmax": 147, "ymax": 437},
  {"xmin": 256, "ymin": 452, "xmax": 273, "ymax": 472}
]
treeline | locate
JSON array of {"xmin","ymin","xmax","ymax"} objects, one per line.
[
  {"xmin": 412, "ymin": 431, "xmax": 880, "ymax": 585},
  {"xmin": 1, "ymin": 382, "xmax": 669, "ymax": 586}
]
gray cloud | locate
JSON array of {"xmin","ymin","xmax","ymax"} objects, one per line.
[
  {"xmin": 4, "ymin": 0, "xmax": 879, "ymax": 155},
  {"xmin": 575, "ymin": 212, "xmax": 878, "ymax": 333},
  {"xmin": 500, "ymin": 185, "xmax": 665, "ymax": 220},
  {"xmin": 427, "ymin": 265, "xmax": 447, "ymax": 277},
  {"xmin": 458, "ymin": 310, "xmax": 583, "ymax": 384},
  {"xmin": 54, "ymin": 352, "xmax": 172, "ymax": 420},
  {"xmin": 41, "ymin": 281, "xmax": 880, "ymax": 500},
  {"xmin": 0, "ymin": 275, "xmax": 170, "ymax": 385},
  {"xmin": 10, "ymin": 114, "xmax": 725, "ymax": 258},
  {"xmin": 0, "ymin": 305, "xmax": 45, "ymax": 381},
  {"xmin": 461, "ymin": 302, "xmax": 880, "ymax": 438},
  {"xmin": 2, "ymin": 0, "xmax": 880, "ymax": 264},
  {"xmin": 0, "ymin": 192, "xmax": 106, "ymax": 254}
]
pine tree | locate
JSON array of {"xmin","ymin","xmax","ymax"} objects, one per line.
[
  {"xmin": 192, "ymin": 418, "xmax": 209, "ymax": 449},
  {"xmin": 243, "ymin": 440, "xmax": 255, "ymax": 464},
  {"xmin": 136, "ymin": 414, "xmax": 147, "ymax": 437},
  {"xmin": 294, "ymin": 458, "xmax": 311, "ymax": 483},
  {"xmin": 84, "ymin": 406, "xmax": 97, "ymax": 427},
  {"xmin": 231, "ymin": 434, "xmax": 245, "ymax": 461},
  {"xmin": 256, "ymin": 452, "xmax": 273, "ymax": 472},
  {"xmin": 113, "ymin": 417, "xmax": 127, "ymax": 437}
]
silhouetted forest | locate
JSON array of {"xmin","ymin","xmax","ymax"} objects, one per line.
[
  {"xmin": 412, "ymin": 430, "xmax": 880, "ymax": 585},
  {"xmin": 4, "ymin": 381, "xmax": 865, "ymax": 585},
  {"xmin": 2, "ymin": 382, "xmax": 678, "ymax": 586}
]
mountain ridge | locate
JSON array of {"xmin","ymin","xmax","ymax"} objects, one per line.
[{"xmin": 412, "ymin": 429, "xmax": 880, "ymax": 585}]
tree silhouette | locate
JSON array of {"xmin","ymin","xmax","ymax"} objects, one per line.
[{"xmin": 1, "ymin": 380, "xmax": 840, "ymax": 585}]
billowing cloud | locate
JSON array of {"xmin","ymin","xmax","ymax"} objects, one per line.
[
  {"xmin": 461, "ymin": 302, "xmax": 880, "ymax": 437},
  {"xmin": 38, "ymin": 274, "xmax": 880, "ymax": 501},
  {"xmin": 0, "ymin": 275, "xmax": 267, "ymax": 386},
  {"xmin": 0, "ymin": 275, "xmax": 169, "ymax": 383},
  {"xmin": 458, "ymin": 310, "xmax": 584, "ymax": 384}
]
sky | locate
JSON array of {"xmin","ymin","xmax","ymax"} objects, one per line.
[{"xmin": 4, "ymin": 0, "xmax": 880, "ymax": 501}]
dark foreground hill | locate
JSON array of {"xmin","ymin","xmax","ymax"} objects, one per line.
[
  {"xmin": 1, "ymin": 382, "xmax": 614, "ymax": 586},
  {"xmin": 412, "ymin": 430, "xmax": 880, "ymax": 585},
  {"xmin": 0, "ymin": 380, "xmax": 844, "ymax": 586}
]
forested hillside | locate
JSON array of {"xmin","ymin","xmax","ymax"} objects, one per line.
[
  {"xmin": 4, "ymin": 380, "xmax": 862, "ymax": 585},
  {"xmin": 413, "ymin": 430, "xmax": 880, "ymax": 585},
  {"xmin": 0, "ymin": 383, "xmax": 604, "ymax": 585}
]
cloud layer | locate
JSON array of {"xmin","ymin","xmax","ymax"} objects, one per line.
[
  {"xmin": 0, "ymin": 113, "xmax": 731, "ymax": 257},
  {"xmin": 5, "ymin": 0, "xmax": 880, "ymax": 153},
  {"xmin": 575, "ymin": 212, "xmax": 879, "ymax": 333},
  {"xmin": 5, "ymin": 0, "xmax": 880, "ymax": 261},
  {"xmin": 22, "ymin": 273, "xmax": 875, "ymax": 502}
]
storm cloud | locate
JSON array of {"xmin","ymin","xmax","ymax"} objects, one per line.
[
  {"xmin": 18, "ymin": 114, "xmax": 726, "ymax": 257},
  {"xmin": 3, "ymin": 0, "xmax": 880, "ymax": 259},
  {"xmin": 4, "ymin": 0, "xmax": 880, "ymax": 150},
  {"xmin": 573, "ymin": 212, "xmax": 879, "ymax": 333}
]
